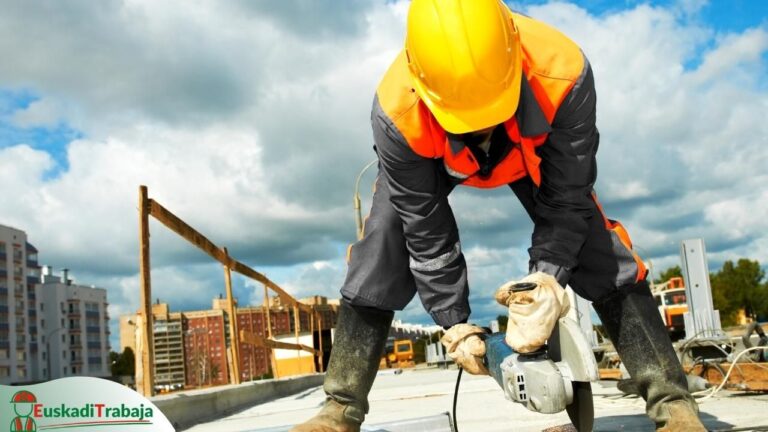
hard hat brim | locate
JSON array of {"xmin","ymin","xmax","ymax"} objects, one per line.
[{"xmin": 413, "ymin": 55, "xmax": 523, "ymax": 135}]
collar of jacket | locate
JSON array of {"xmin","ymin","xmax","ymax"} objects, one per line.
[{"xmin": 448, "ymin": 77, "xmax": 551, "ymax": 156}]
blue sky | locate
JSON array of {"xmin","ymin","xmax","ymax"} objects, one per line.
[{"xmin": 1, "ymin": 0, "xmax": 767, "ymax": 348}]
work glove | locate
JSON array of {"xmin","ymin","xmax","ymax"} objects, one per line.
[
  {"xmin": 494, "ymin": 272, "xmax": 570, "ymax": 353},
  {"xmin": 440, "ymin": 323, "xmax": 489, "ymax": 375}
]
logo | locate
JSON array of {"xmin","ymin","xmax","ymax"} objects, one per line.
[
  {"xmin": 1, "ymin": 378, "xmax": 174, "ymax": 431},
  {"xmin": 9, "ymin": 390, "xmax": 36, "ymax": 432}
]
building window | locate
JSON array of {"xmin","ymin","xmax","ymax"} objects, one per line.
[
  {"xmin": 0, "ymin": 349, "xmax": 7, "ymax": 359},
  {"xmin": 63, "ymin": 366, "xmax": 67, "ymax": 375},
  {"xmin": 17, "ymin": 367, "xmax": 25, "ymax": 378},
  {"xmin": 0, "ymin": 367, "xmax": 8, "ymax": 378},
  {"xmin": 40, "ymin": 303, "xmax": 44, "ymax": 311}
]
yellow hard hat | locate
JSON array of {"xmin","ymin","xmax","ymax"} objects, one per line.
[{"xmin": 405, "ymin": 0, "xmax": 522, "ymax": 134}]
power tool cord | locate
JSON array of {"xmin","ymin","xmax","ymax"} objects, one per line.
[{"xmin": 453, "ymin": 367, "xmax": 462, "ymax": 432}]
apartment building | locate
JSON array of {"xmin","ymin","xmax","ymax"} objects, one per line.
[
  {"xmin": 120, "ymin": 296, "xmax": 340, "ymax": 388},
  {"xmin": 0, "ymin": 224, "xmax": 42, "ymax": 384},
  {"xmin": 38, "ymin": 266, "xmax": 111, "ymax": 380}
]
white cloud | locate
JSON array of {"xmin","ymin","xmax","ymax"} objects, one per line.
[{"xmin": 1, "ymin": 0, "xmax": 767, "ymax": 337}]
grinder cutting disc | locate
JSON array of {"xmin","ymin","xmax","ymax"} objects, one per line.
[{"xmin": 565, "ymin": 381, "xmax": 594, "ymax": 432}]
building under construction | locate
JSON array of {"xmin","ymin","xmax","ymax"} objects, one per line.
[{"xmin": 120, "ymin": 295, "xmax": 338, "ymax": 392}]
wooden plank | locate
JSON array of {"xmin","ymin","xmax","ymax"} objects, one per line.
[
  {"xmin": 599, "ymin": 368, "xmax": 623, "ymax": 380},
  {"xmin": 148, "ymin": 198, "xmax": 310, "ymax": 313},
  {"xmin": 148, "ymin": 199, "xmax": 227, "ymax": 263},
  {"xmin": 239, "ymin": 330, "xmax": 318, "ymax": 355},
  {"xmin": 223, "ymin": 248, "xmax": 241, "ymax": 385},
  {"xmin": 137, "ymin": 186, "xmax": 155, "ymax": 397},
  {"xmin": 231, "ymin": 261, "xmax": 312, "ymax": 313}
]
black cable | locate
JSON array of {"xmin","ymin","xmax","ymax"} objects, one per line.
[{"xmin": 452, "ymin": 366, "xmax": 462, "ymax": 432}]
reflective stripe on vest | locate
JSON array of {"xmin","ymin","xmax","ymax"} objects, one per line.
[{"xmin": 376, "ymin": 9, "xmax": 584, "ymax": 189}]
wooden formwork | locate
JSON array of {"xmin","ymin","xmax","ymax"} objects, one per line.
[{"xmin": 136, "ymin": 186, "xmax": 325, "ymax": 396}]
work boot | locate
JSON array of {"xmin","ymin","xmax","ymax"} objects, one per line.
[
  {"xmin": 592, "ymin": 281, "xmax": 706, "ymax": 431},
  {"xmin": 291, "ymin": 301, "xmax": 393, "ymax": 432},
  {"xmin": 656, "ymin": 400, "xmax": 707, "ymax": 432}
]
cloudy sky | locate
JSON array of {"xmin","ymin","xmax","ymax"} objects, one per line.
[{"xmin": 1, "ymin": 0, "xmax": 767, "ymax": 349}]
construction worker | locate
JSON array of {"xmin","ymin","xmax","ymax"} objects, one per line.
[{"xmin": 292, "ymin": 0, "xmax": 705, "ymax": 431}]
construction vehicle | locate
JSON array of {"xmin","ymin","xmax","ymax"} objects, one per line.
[
  {"xmin": 379, "ymin": 337, "xmax": 416, "ymax": 369},
  {"xmin": 652, "ymin": 277, "xmax": 688, "ymax": 340}
]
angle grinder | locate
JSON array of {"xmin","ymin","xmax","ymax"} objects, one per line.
[{"xmin": 483, "ymin": 282, "xmax": 599, "ymax": 431}]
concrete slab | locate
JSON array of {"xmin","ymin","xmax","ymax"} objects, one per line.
[{"xmin": 186, "ymin": 366, "xmax": 768, "ymax": 431}]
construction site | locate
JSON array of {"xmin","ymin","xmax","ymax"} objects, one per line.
[{"xmin": 131, "ymin": 186, "xmax": 768, "ymax": 432}]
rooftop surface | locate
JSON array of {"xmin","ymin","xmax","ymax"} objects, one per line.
[{"xmin": 188, "ymin": 366, "xmax": 768, "ymax": 432}]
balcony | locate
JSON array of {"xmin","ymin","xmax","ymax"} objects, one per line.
[
  {"xmin": 26, "ymin": 275, "xmax": 39, "ymax": 285},
  {"xmin": 71, "ymin": 357, "xmax": 83, "ymax": 365},
  {"xmin": 70, "ymin": 340, "xmax": 83, "ymax": 349},
  {"xmin": 13, "ymin": 288, "xmax": 23, "ymax": 298},
  {"xmin": 86, "ymin": 326, "xmax": 101, "ymax": 334},
  {"xmin": 85, "ymin": 310, "xmax": 99, "ymax": 318},
  {"xmin": 0, "ymin": 252, "xmax": 5, "ymax": 260},
  {"xmin": 0, "ymin": 323, "xmax": 8, "ymax": 331},
  {"xmin": 27, "ymin": 309, "xmax": 36, "ymax": 318},
  {"xmin": 26, "ymin": 291, "xmax": 36, "ymax": 301},
  {"xmin": 87, "ymin": 341, "xmax": 101, "ymax": 349},
  {"xmin": 0, "ymin": 305, "xmax": 7, "ymax": 313},
  {"xmin": 67, "ymin": 311, "xmax": 81, "ymax": 318},
  {"xmin": 68, "ymin": 326, "xmax": 81, "ymax": 334},
  {"xmin": 28, "ymin": 326, "xmax": 37, "ymax": 335}
]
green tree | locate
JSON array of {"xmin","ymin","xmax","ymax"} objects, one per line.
[
  {"xmin": 111, "ymin": 347, "xmax": 136, "ymax": 377},
  {"xmin": 655, "ymin": 265, "xmax": 683, "ymax": 284},
  {"xmin": 496, "ymin": 315, "xmax": 508, "ymax": 333},
  {"xmin": 711, "ymin": 259, "xmax": 768, "ymax": 326}
]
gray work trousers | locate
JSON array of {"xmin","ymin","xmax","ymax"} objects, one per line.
[{"xmin": 340, "ymin": 170, "xmax": 645, "ymax": 326}]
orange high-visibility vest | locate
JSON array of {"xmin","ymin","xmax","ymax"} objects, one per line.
[{"xmin": 376, "ymin": 11, "xmax": 585, "ymax": 188}]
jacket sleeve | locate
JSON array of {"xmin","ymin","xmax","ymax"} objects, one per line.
[
  {"xmin": 528, "ymin": 61, "xmax": 599, "ymax": 285},
  {"xmin": 370, "ymin": 96, "xmax": 470, "ymax": 327}
]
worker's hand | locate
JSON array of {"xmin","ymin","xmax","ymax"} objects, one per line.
[
  {"xmin": 441, "ymin": 324, "xmax": 489, "ymax": 375},
  {"xmin": 495, "ymin": 272, "xmax": 570, "ymax": 353}
]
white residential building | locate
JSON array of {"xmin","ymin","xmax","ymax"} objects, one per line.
[
  {"xmin": 38, "ymin": 266, "xmax": 111, "ymax": 380},
  {"xmin": 0, "ymin": 224, "xmax": 42, "ymax": 384}
]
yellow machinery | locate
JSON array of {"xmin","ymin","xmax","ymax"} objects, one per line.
[
  {"xmin": 652, "ymin": 277, "xmax": 688, "ymax": 340},
  {"xmin": 380, "ymin": 338, "xmax": 416, "ymax": 369}
]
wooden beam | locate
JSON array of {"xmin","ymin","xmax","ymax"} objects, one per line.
[
  {"xmin": 598, "ymin": 368, "xmax": 623, "ymax": 381},
  {"xmin": 137, "ymin": 186, "xmax": 155, "ymax": 397},
  {"xmin": 147, "ymin": 198, "xmax": 311, "ymax": 313},
  {"xmin": 239, "ymin": 330, "xmax": 318, "ymax": 355},
  {"xmin": 223, "ymin": 248, "xmax": 241, "ymax": 385},
  {"xmin": 231, "ymin": 262, "xmax": 312, "ymax": 313}
]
